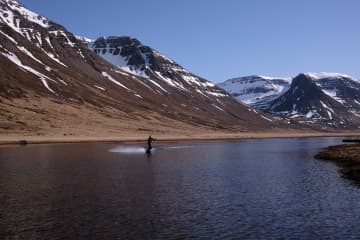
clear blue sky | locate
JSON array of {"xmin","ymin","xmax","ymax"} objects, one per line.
[{"xmin": 20, "ymin": 0, "xmax": 360, "ymax": 82}]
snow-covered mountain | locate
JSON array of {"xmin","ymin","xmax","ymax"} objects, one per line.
[
  {"xmin": 0, "ymin": 0, "xmax": 274, "ymax": 135},
  {"xmin": 307, "ymin": 72, "xmax": 360, "ymax": 111},
  {"xmin": 88, "ymin": 36, "xmax": 228, "ymax": 98},
  {"xmin": 219, "ymin": 72, "xmax": 360, "ymax": 129},
  {"xmin": 218, "ymin": 75, "xmax": 291, "ymax": 110}
]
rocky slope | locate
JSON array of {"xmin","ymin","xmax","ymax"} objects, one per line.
[{"xmin": 0, "ymin": 0, "xmax": 274, "ymax": 137}]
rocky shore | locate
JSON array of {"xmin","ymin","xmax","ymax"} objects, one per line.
[{"xmin": 315, "ymin": 143, "xmax": 360, "ymax": 183}]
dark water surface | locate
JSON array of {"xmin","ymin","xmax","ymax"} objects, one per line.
[{"xmin": 1, "ymin": 137, "xmax": 360, "ymax": 239}]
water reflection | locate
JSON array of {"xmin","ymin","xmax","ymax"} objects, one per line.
[{"xmin": 1, "ymin": 137, "xmax": 360, "ymax": 239}]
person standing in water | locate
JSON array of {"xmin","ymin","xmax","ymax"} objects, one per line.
[{"xmin": 147, "ymin": 135, "xmax": 156, "ymax": 153}]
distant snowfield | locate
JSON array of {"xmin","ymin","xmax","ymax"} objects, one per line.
[{"xmin": 218, "ymin": 75, "xmax": 291, "ymax": 107}]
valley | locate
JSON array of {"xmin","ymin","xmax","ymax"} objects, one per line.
[{"xmin": 0, "ymin": 0, "xmax": 360, "ymax": 142}]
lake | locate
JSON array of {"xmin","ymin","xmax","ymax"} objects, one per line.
[{"xmin": 1, "ymin": 137, "xmax": 360, "ymax": 239}]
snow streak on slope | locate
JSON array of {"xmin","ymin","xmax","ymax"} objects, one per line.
[
  {"xmin": 0, "ymin": 47, "xmax": 56, "ymax": 94},
  {"xmin": 102, "ymin": 71, "xmax": 130, "ymax": 90},
  {"xmin": 16, "ymin": 46, "xmax": 42, "ymax": 63}
]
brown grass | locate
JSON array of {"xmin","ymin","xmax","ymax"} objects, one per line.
[
  {"xmin": 1, "ymin": 95, "xmax": 360, "ymax": 145},
  {"xmin": 315, "ymin": 144, "xmax": 360, "ymax": 183}
]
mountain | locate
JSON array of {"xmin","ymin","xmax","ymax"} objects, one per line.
[
  {"xmin": 0, "ymin": 0, "xmax": 273, "ymax": 138},
  {"xmin": 88, "ymin": 36, "xmax": 231, "ymax": 98},
  {"xmin": 307, "ymin": 72, "xmax": 360, "ymax": 114},
  {"xmin": 218, "ymin": 75, "xmax": 291, "ymax": 110},
  {"xmin": 219, "ymin": 73, "xmax": 360, "ymax": 129},
  {"xmin": 268, "ymin": 73, "xmax": 358, "ymax": 128}
]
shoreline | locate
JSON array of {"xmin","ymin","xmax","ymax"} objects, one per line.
[
  {"xmin": 1, "ymin": 131, "xmax": 360, "ymax": 146},
  {"xmin": 315, "ymin": 143, "xmax": 360, "ymax": 183}
]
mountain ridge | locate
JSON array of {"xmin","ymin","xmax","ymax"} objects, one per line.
[{"xmin": 219, "ymin": 73, "xmax": 360, "ymax": 129}]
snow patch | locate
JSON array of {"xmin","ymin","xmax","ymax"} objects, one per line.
[
  {"xmin": 196, "ymin": 89, "xmax": 209, "ymax": 98},
  {"xmin": 112, "ymin": 69, "xmax": 130, "ymax": 76},
  {"xmin": 41, "ymin": 49, "xmax": 68, "ymax": 67},
  {"xmin": 147, "ymin": 78, "xmax": 168, "ymax": 93},
  {"xmin": 93, "ymin": 47, "xmax": 148, "ymax": 78},
  {"xmin": 102, "ymin": 71, "xmax": 130, "ymax": 90},
  {"xmin": 94, "ymin": 85, "xmax": 106, "ymax": 91},
  {"xmin": 205, "ymin": 91, "xmax": 227, "ymax": 97},
  {"xmin": 181, "ymin": 74, "xmax": 215, "ymax": 88},
  {"xmin": 77, "ymin": 49, "xmax": 85, "ymax": 59},
  {"xmin": 320, "ymin": 101, "xmax": 334, "ymax": 119},
  {"xmin": 153, "ymin": 71, "xmax": 187, "ymax": 91},
  {"xmin": 306, "ymin": 111, "xmax": 316, "ymax": 119},
  {"xmin": 1, "ymin": 49, "xmax": 56, "ymax": 94},
  {"xmin": 212, "ymin": 104, "xmax": 225, "ymax": 112},
  {"xmin": 17, "ymin": 46, "xmax": 43, "ymax": 64},
  {"xmin": 75, "ymin": 35, "xmax": 94, "ymax": 43},
  {"xmin": 49, "ymin": 30, "xmax": 75, "ymax": 47},
  {"xmin": 45, "ymin": 37, "xmax": 54, "ymax": 49},
  {"xmin": 58, "ymin": 78, "xmax": 67, "ymax": 86},
  {"xmin": 320, "ymin": 101, "xmax": 334, "ymax": 113},
  {"xmin": 34, "ymin": 32, "xmax": 42, "ymax": 46},
  {"xmin": 153, "ymin": 50, "xmax": 175, "ymax": 64},
  {"xmin": 0, "ymin": 29, "xmax": 18, "ymax": 44},
  {"xmin": 321, "ymin": 88, "xmax": 345, "ymax": 103},
  {"xmin": 261, "ymin": 115, "xmax": 273, "ymax": 122}
]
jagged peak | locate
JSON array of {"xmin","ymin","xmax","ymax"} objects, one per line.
[{"xmin": 290, "ymin": 74, "xmax": 321, "ymax": 89}]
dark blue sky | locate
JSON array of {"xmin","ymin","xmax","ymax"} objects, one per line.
[{"xmin": 20, "ymin": 0, "xmax": 360, "ymax": 82}]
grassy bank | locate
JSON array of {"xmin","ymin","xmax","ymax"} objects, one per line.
[
  {"xmin": 1, "ymin": 131, "xmax": 360, "ymax": 146},
  {"xmin": 315, "ymin": 143, "xmax": 360, "ymax": 183}
]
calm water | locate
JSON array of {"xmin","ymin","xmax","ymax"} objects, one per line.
[{"xmin": 1, "ymin": 137, "xmax": 360, "ymax": 239}]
